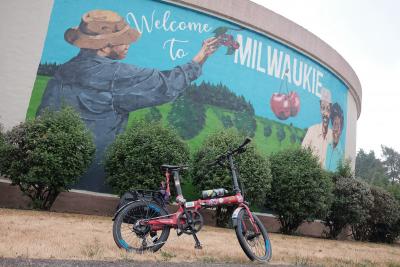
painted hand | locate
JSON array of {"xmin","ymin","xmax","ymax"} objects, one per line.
[{"xmin": 192, "ymin": 37, "xmax": 220, "ymax": 65}]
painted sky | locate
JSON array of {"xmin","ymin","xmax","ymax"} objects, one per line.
[
  {"xmin": 252, "ymin": 0, "xmax": 400, "ymax": 157},
  {"xmin": 39, "ymin": 0, "xmax": 348, "ymax": 131}
]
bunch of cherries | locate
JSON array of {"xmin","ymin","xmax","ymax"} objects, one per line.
[
  {"xmin": 270, "ymin": 91, "xmax": 301, "ymax": 120},
  {"xmin": 217, "ymin": 33, "xmax": 240, "ymax": 49}
]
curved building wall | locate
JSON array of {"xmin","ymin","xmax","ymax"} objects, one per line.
[{"xmin": 0, "ymin": 0, "xmax": 361, "ymax": 192}]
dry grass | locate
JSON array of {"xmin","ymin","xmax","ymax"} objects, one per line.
[{"xmin": 0, "ymin": 208, "xmax": 399, "ymax": 266}]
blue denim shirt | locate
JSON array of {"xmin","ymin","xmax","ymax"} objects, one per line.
[
  {"xmin": 38, "ymin": 49, "xmax": 202, "ymax": 192},
  {"xmin": 325, "ymin": 141, "xmax": 344, "ymax": 171}
]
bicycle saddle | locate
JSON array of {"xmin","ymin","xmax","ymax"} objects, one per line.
[{"xmin": 161, "ymin": 164, "xmax": 188, "ymax": 171}]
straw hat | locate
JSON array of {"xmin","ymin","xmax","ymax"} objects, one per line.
[{"xmin": 64, "ymin": 10, "xmax": 140, "ymax": 49}]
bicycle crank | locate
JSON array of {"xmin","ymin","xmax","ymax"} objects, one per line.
[{"xmin": 177, "ymin": 210, "xmax": 204, "ymax": 235}]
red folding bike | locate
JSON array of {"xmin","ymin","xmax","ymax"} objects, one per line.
[{"xmin": 112, "ymin": 138, "xmax": 272, "ymax": 262}]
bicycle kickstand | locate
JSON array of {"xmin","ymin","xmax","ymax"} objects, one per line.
[
  {"xmin": 191, "ymin": 230, "xmax": 202, "ymax": 249},
  {"xmin": 182, "ymin": 207, "xmax": 202, "ymax": 249}
]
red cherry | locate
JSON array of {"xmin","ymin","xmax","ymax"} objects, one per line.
[
  {"xmin": 288, "ymin": 91, "xmax": 301, "ymax": 117},
  {"xmin": 220, "ymin": 40, "xmax": 229, "ymax": 46},
  {"xmin": 270, "ymin": 93, "xmax": 291, "ymax": 120}
]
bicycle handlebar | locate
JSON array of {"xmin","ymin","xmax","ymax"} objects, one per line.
[
  {"xmin": 238, "ymin": 137, "xmax": 251, "ymax": 150},
  {"xmin": 208, "ymin": 137, "xmax": 252, "ymax": 167}
]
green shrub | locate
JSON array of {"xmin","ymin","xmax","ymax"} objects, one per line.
[
  {"xmin": 387, "ymin": 184, "xmax": 400, "ymax": 203},
  {"xmin": 334, "ymin": 159, "xmax": 354, "ymax": 179},
  {"xmin": 0, "ymin": 107, "xmax": 95, "ymax": 210},
  {"xmin": 105, "ymin": 120, "xmax": 189, "ymax": 196},
  {"xmin": 367, "ymin": 187, "xmax": 400, "ymax": 243},
  {"xmin": 325, "ymin": 176, "xmax": 373, "ymax": 239},
  {"xmin": 267, "ymin": 147, "xmax": 333, "ymax": 234},
  {"xmin": 191, "ymin": 129, "xmax": 271, "ymax": 227}
]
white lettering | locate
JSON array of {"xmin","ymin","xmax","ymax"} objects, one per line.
[
  {"xmin": 293, "ymin": 58, "xmax": 303, "ymax": 86},
  {"xmin": 303, "ymin": 64, "xmax": 312, "ymax": 92},
  {"xmin": 256, "ymin": 42, "xmax": 266, "ymax": 73},
  {"xmin": 126, "ymin": 10, "xmax": 212, "ymax": 34},
  {"xmin": 315, "ymin": 70, "xmax": 323, "ymax": 97},
  {"xmin": 312, "ymin": 68, "xmax": 316, "ymax": 94},
  {"xmin": 281, "ymin": 54, "xmax": 292, "ymax": 83},
  {"xmin": 234, "ymin": 34, "xmax": 252, "ymax": 67},
  {"xmin": 178, "ymin": 21, "xmax": 186, "ymax": 31},
  {"xmin": 126, "ymin": 11, "xmax": 154, "ymax": 34},
  {"xmin": 267, "ymin": 46, "xmax": 283, "ymax": 78},
  {"xmin": 252, "ymin": 39, "xmax": 258, "ymax": 69},
  {"xmin": 163, "ymin": 38, "xmax": 189, "ymax": 60}
]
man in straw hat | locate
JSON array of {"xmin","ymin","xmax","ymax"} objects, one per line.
[
  {"xmin": 38, "ymin": 10, "xmax": 219, "ymax": 192},
  {"xmin": 302, "ymin": 87, "xmax": 333, "ymax": 167}
]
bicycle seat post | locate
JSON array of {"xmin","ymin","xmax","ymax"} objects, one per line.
[
  {"xmin": 228, "ymin": 154, "xmax": 241, "ymax": 194},
  {"xmin": 172, "ymin": 170, "xmax": 186, "ymax": 204}
]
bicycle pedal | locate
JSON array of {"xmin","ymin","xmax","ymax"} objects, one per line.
[
  {"xmin": 177, "ymin": 229, "xmax": 183, "ymax": 236},
  {"xmin": 151, "ymin": 235, "xmax": 159, "ymax": 243}
]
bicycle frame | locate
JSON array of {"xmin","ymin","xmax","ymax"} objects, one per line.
[
  {"xmin": 140, "ymin": 161, "xmax": 260, "ymax": 235},
  {"xmin": 113, "ymin": 137, "xmax": 271, "ymax": 261}
]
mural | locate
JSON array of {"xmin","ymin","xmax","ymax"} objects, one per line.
[{"xmin": 27, "ymin": 0, "xmax": 348, "ymax": 192}]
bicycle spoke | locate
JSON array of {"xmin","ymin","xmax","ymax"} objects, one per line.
[{"xmin": 114, "ymin": 201, "xmax": 170, "ymax": 252}]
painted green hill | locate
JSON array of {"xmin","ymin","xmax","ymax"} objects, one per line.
[
  {"xmin": 27, "ymin": 75, "xmax": 306, "ymax": 156},
  {"xmin": 128, "ymin": 103, "xmax": 305, "ymax": 156}
]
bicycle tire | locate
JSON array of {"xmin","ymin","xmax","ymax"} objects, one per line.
[
  {"xmin": 113, "ymin": 201, "xmax": 170, "ymax": 253},
  {"xmin": 234, "ymin": 209, "xmax": 272, "ymax": 262}
]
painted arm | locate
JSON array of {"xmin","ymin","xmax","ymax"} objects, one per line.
[{"xmin": 112, "ymin": 61, "xmax": 202, "ymax": 113}]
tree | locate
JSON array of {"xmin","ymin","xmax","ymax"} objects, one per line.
[
  {"xmin": 233, "ymin": 112, "xmax": 256, "ymax": 137},
  {"xmin": 0, "ymin": 107, "xmax": 95, "ymax": 210},
  {"xmin": 144, "ymin": 107, "xmax": 162, "ymax": 123},
  {"xmin": 356, "ymin": 147, "xmax": 400, "ymax": 202},
  {"xmin": 191, "ymin": 129, "xmax": 272, "ymax": 227},
  {"xmin": 168, "ymin": 96, "xmax": 206, "ymax": 140},
  {"xmin": 381, "ymin": 145, "xmax": 400, "ymax": 184},
  {"xmin": 0, "ymin": 124, "xmax": 5, "ymax": 165},
  {"xmin": 0, "ymin": 123, "xmax": 4, "ymax": 146},
  {"xmin": 263, "ymin": 124, "xmax": 272, "ymax": 138},
  {"xmin": 356, "ymin": 149, "xmax": 388, "ymax": 186},
  {"xmin": 267, "ymin": 147, "xmax": 333, "ymax": 234},
  {"xmin": 367, "ymin": 187, "xmax": 400, "ymax": 243},
  {"xmin": 105, "ymin": 120, "xmax": 189, "ymax": 196},
  {"xmin": 276, "ymin": 125, "xmax": 286, "ymax": 145},
  {"xmin": 221, "ymin": 115, "xmax": 234, "ymax": 128},
  {"xmin": 325, "ymin": 172, "xmax": 373, "ymax": 239}
]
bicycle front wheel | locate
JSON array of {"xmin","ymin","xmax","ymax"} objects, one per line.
[
  {"xmin": 235, "ymin": 209, "xmax": 272, "ymax": 262},
  {"xmin": 113, "ymin": 201, "xmax": 170, "ymax": 253}
]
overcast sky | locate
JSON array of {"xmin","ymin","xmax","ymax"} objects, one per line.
[{"xmin": 251, "ymin": 0, "xmax": 400, "ymax": 158}]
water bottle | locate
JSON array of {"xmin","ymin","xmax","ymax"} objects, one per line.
[{"xmin": 201, "ymin": 188, "xmax": 228, "ymax": 199}]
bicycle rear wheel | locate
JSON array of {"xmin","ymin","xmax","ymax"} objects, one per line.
[
  {"xmin": 235, "ymin": 209, "xmax": 272, "ymax": 262},
  {"xmin": 113, "ymin": 201, "xmax": 170, "ymax": 253}
]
